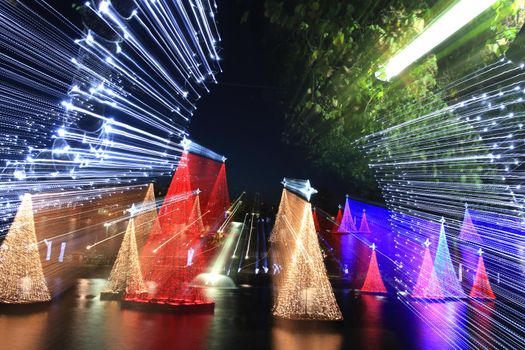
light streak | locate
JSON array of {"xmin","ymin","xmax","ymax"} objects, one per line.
[
  {"xmin": 0, "ymin": 0, "xmax": 225, "ymax": 305},
  {"xmin": 362, "ymin": 56, "xmax": 525, "ymax": 348},
  {"xmin": 152, "ymin": 210, "xmax": 210, "ymax": 254},
  {"xmin": 377, "ymin": 0, "xmax": 498, "ymax": 81}
]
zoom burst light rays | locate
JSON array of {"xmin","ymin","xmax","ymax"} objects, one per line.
[
  {"xmin": 361, "ymin": 58, "xmax": 525, "ymax": 348},
  {"xmin": 0, "ymin": 0, "xmax": 222, "ymax": 236}
]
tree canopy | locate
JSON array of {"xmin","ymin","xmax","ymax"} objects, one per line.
[{"xmin": 245, "ymin": 0, "xmax": 525, "ymax": 199}]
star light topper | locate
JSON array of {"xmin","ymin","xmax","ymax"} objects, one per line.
[
  {"xmin": 180, "ymin": 136, "xmax": 192, "ymax": 151},
  {"xmin": 127, "ymin": 203, "xmax": 139, "ymax": 217},
  {"xmin": 423, "ymin": 238, "xmax": 431, "ymax": 248},
  {"xmin": 478, "ymin": 248, "xmax": 484, "ymax": 256},
  {"xmin": 281, "ymin": 178, "xmax": 318, "ymax": 201},
  {"xmin": 370, "ymin": 243, "xmax": 376, "ymax": 251}
]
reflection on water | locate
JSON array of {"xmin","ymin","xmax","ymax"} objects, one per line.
[
  {"xmin": 413, "ymin": 301, "xmax": 468, "ymax": 350},
  {"xmin": 0, "ymin": 307, "xmax": 49, "ymax": 350},
  {"xmin": 272, "ymin": 321, "xmax": 342, "ymax": 350},
  {"xmin": 0, "ymin": 279, "xmax": 501, "ymax": 350},
  {"xmin": 360, "ymin": 295, "xmax": 384, "ymax": 350}
]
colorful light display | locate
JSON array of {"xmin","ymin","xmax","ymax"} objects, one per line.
[
  {"xmin": 128, "ymin": 152, "xmax": 229, "ymax": 308},
  {"xmin": 363, "ymin": 55, "xmax": 525, "ymax": 347},
  {"xmin": 0, "ymin": 0, "xmax": 223, "ymax": 245}
]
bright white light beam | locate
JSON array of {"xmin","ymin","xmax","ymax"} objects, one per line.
[{"xmin": 377, "ymin": 0, "xmax": 498, "ymax": 81}]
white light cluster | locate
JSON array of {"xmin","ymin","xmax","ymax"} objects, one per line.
[
  {"xmin": 362, "ymin": 58, "xmax": 525, "ymax": 348},
  {"xmin": 0, "ymin": 0, "xmax": 222, "ymax": 237}
]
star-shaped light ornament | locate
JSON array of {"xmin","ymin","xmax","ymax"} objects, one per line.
[
  {"xmin": 281, "ymin": 178, "xmax": 318, "ymax": 201},
  {"xmin": 180, "ymin": 137, "xmax": 192, "ymax": 151}
]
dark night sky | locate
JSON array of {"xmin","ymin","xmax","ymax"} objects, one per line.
[{"xmin": 189, "ymin": 1, "xmax": 345, "ymax": 208}]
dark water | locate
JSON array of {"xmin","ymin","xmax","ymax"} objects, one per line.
[{"xmin": 0, "ymin": 279, "xmax": 492, "ymax": 350}]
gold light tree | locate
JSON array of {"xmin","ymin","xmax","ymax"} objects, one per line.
[
  {"xmin": 270, "ymin": 189, "xmax": 293, "ymax": 301},
  {"xmin": 0, "ymin": 194, "xmax": 51, "ymax": 303},
  {"xmin": 134, "ymin": 184, "xmax": 160, "ymax": 250},
  {"xmin": 101, "ymin": 217, "xmax": 147, "ymax": 299},
  {"xmin": 271, "ymin": 187, "xmax": 342, "ymax": 320}
]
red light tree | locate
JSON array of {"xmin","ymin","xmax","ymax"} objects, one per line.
[
  {"xmin": 361, "ymin": 243, "xmax": 387, "ymax": 293},
  {"xmin": 205, "ymin": 161, "xmax": 230, "ymax": 230},
  {"xmin": 411, "ymin": 239, "xmax": 444, "ymax": 299},
  {"xmin": 134, "ymin": 152, "xmax": 211, "ymax": 305},
  {"xmin": 469, "ymin": 249, "xmax": 496, "ymax": 300},
  {"xmin": 331, "ymin": 206, "xmax": 343, "ymax": 234}
]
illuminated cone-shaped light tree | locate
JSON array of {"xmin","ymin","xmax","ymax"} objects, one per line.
[
  {"xmin": 135, "ymin": 151, "xmax": 212, "ymax": 305},
  {"xmin": 470, "ymin": 249, "xmax": 496, "ymax": 300},
  {"xmin": 205, "ymin": 161, "xmax": 231, "ymax": 229},
  {"xmin": 458, "ymin": 204, "xmax": 482, "ymax": 243},
  {"xmin": 434, "ymin": 217, "xmax": 466, "ymax": 298},
  {"xmin": 339, "ymin": 195, "xmax": 357, "ymax": 233},
  {"xmin": 411, "ymin": 239, "xmax": 444, "ymax": 299},
  {"xmin": 270, "ymin": 188, "xmax": 296, "ymax": 299},
  {"xmin": 361, "ymin": 243, "xmax": 387, "ymax": 293},
  {"xmin": 272, "ymin": 179, "xmax": 342, "ymax": 321},
  {"xmin": 358, "ymin": 210, "xmax": 371, "ymax": 233},
  {"xmin": 0, "ymin": 194, "xmax": 51, "ymax": 303},
  {"xmin": 102, "ymin": 217, "xmax": 147, "ymax": 297},
  {"xmin": 134, "ymin": 184, "xmax": 160, "ymax": 250},
  {"xmin": 458, "ymin": 203, "xmax": 482, "ymax": 286},
  {"xmin": 189, "ymin": 193, "xmax": 206, "ymax": 233},
  {"xmin": 331, "ymin": 206, "xmax": 343, "ymax": 234}
]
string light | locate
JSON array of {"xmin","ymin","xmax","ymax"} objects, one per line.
[
  {"xmin": 0, "ymin": 194, "xmax": 51, "ymax": 303},
  {"xmin": 362, "ymin": 57, "xmax": 525, "ymax": 347},
  {"xmin": 101, "ymin": 217, "xmax": 147, "ymax": 299},
  {"xmin": 271, "ymin": 186, "xmax": 342, "ymax": 320}
]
